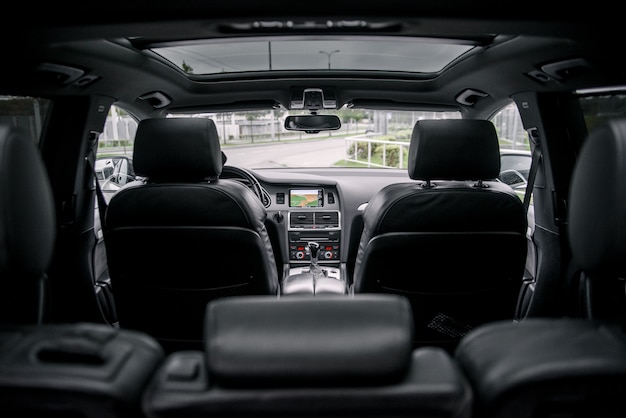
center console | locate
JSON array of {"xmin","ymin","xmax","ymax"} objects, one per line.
[
  {"xmin": 288, "ymin": 211, "xmax": 341, "ymax": 263},
  {"xmin": 283, "ymin": 241, "xmax": 346, "ymax": 295},
  {"xmin": 281, "ymin": 187, "xmax": 345, "ymax": 294}
]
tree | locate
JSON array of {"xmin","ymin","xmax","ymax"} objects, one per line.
[
  {"xmin": 338, "ymin": 108, "xmax": 368, "ymax": 132},
  {"xmin": 244, "ymin": 111, "xmax": 267, "ymax": 143},
  {"xmin": 181, "ymin": 61, "xmax": 194, "ymax": 74}
]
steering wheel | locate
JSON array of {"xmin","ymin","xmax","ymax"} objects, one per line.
[
  {"xmin": 498, "ymin": 169, "xmax": 527, "ymax": 187},
  {"xmin": 101, "ymin": 173, "xmax": 136, "ymax": 192},
  {"xmin": 221, "ymin": 164, "xmax": 271, "ymax": 208}
]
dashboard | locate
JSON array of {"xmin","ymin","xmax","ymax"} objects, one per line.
[{"xmin": 249, "ymin": 167, "xmax": 412, "ymax": 286}]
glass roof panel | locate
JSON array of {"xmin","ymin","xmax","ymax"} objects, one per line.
[{"xmin": 150, "ymin": 38, "xmax": 475, "ymax": 75}]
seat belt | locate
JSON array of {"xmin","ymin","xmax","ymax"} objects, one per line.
[
  {"xmin": 86, "ymin": 155, "xmax": 108, "ymax": 235},
  {"xmin": 523, "ymin": 127, "xmax": 541, "ymax": 212},
  {"xmin": 85, "ymin": 154, "xmax": 121, "ymax": 326},
  {"xmin": 515, "ymin": 127, "xmax": 541, "ymax": 321}
]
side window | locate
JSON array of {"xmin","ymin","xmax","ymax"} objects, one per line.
[
  {"xmin": 96, "ymin": 105, "xmax": 138, "ymax": 200},
  {"xmin": 0, "ymin": 95, "xmax": 51, "ymax": 146},
  {"xmin": 579, "ymin": 93, "xmax": 626, "ymax": 132},
  {"xmin": 491, "ymin": 102, "xmax": 531, "ymax": 202}
]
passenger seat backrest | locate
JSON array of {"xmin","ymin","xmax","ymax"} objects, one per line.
[
  {"xmin": 0, "ymin": 122, "xmax": 165, "ymax": 416},
  {"xmin": 105, "ymin": 118, "xmax": 279, "ymax": 353},
  {"xmin": 143, "ymin": 294, "xmax": 473, "ymax": 418},
  {"xmin": 353, "ymin": 119, "xmax": 527, "ymax": 350},
  {"xmin": 454, "ymin": 117, "xmax": 626, "ymax": 418}
]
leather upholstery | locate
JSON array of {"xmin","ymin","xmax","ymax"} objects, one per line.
[
  {"xmin": 133, "ymin": 117, "xmax": 223, "ymax": 181},
  {"xmin": 205, "ymin": 294, "xmax": 413, "ymax": 386},
  {"xmin": 0, "ymin": 124, "xmax": 55, "ymax": 324},
  {"xmin": 0, "ymin": 323, "xmax": 164, "ymax": 416},
  {"xmin": 455, "ymin": 318, "xmax": 626, "ymax": 417},
  {"xmin": 143, "ymin": 294, "xmax": 473, "ymax": 418},
  {"xmin": 353, "ymin": 119, "xmax": 527, "ymax": 350},
  {"xmin": 105, "ymin": 118, "xmax": 279, "ymax": 353},
  {"xmin": 454, "ymin": 117, "xmax": 626, "ymax": 418},
  {"xmin": 408, "ymin": 119, "xmax": 501, "ymax": 180},
  {"xmin": 568, "ymin": 117, "xmax": 626, "ymax": 276},
  {"xmin": 567, "ymin": 117, "xmax": 626, "ymax": 320},
  {"xmin": 0, "ymin": 122, "xmax": 165, "ymax": 416}
]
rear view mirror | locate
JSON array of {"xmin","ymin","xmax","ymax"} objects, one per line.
[{"xmin": 284, "ymin": 114, "xmax": 341, "ymax": 134}]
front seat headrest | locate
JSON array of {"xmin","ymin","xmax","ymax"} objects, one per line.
[
  {"xmin": 133, "ymin": 118, "xmax": 222, "ymax": 182},
  {"xmin": 408, "ymin": 119, "xmax": 501, "ymax": 181}
]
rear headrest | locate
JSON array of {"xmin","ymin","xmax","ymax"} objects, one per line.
[
  {"xmin": 0, "ymin": 124, "xmax": 55, "ymax": 280},
  {"xmin": 205, "ymin": 294, "xmax": 414, "ymax": 387},
  {"xmin": 133, "ymin": 118, "xmax": 222, "ymax": 181},
  {"xmin": 408, "ymin": 119, "xmax": 501, "ymax": 181},
  {"xmin": 568, "ymin": 117, "xmax": 626, "ymax": 276}
]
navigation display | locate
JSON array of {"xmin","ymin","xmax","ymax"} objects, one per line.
[{"xmin": 289, "ymin": 188, "xmax": 324, "ymax": 207}]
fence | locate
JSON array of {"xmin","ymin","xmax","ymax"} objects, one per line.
[{"xmin": 344, "ymin": 136, "xmax": 410, "ymax": 168}]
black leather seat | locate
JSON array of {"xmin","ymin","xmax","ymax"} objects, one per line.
[
  {"xmin": 105, "ymin": 117, "xmax": 279, "ymax": 353},
  {"xmin": 454, "ymin": 117, "xmax": 626, "ymax": 418},
  {"xmin": 0, "ymin": 123, "xmax": 165, "ymax": 416},
  {"xmin": 143, "ymin": 294, "xmax": 473, "ymax": 418},
  {"xmin": 352, "ymin": 119, "xmax": 528, "ymax": 350},
  {"xmin": 0, "ymin": 123, "xmax": 55, "ymax": 324}
]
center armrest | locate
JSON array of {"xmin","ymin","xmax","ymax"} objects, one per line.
[{"xmin": 205, "ymin": 294, "xmax": 413, "ymax": 386}]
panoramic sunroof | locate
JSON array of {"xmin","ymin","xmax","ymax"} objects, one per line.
[{"xmin": 149, "ymin": 38, "xmax": 476, "ymax": 76}]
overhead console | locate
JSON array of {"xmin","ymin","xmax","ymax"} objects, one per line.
[{"xmin": 289, "ymin": 87, "xmax": 338, "ymax": 111}]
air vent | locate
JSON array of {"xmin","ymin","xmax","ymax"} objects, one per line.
[
  {"xmin": 315, "ymin": 211, "xmax": 339, "ymax": 227},
  {"xmin": 289, "ymin": 211, "xmax": 340, "ymax": 229},
  {"xmin": 290, "ymin": 212, "xmax": 314, "ymax": 227}
]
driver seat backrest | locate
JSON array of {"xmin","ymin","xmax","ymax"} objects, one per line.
[
  {"xmin": 352, "ymin": 119, "xmax": 527, "ymax": 352},
  {"xmin": 105, "ymin": 117, "xmax": 279, "ymax": 353}
]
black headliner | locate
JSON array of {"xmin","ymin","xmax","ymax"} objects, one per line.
[{"xmin": 1, "ymin": 2, "xmax": 623, "ymax": 120}]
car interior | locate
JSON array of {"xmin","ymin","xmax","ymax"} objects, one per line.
[{"xmin": 2, "ymin": 3, "xmax": 626, "ymax": 417}]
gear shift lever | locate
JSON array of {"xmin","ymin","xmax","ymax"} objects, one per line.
[{"xmin": 307, "ymin": 241, "xmax": 324, "ymax": 279}]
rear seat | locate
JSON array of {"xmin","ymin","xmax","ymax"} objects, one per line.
[
  {"xmin": 453, "ymin": 117, "xmax": 626, "ymax": 417},
  {"xmin": 142, "ymin": 294, "xmax": 473, "ymax": 418},
  {"xmin": 0, "ymin": 323, "xmax": 164, "ymax": 416},
  {"xmin": 0, "ymin": 123, "xmax": 165, "ymax": 416}
]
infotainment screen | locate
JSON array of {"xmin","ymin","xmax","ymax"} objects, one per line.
[{"xmin": 289, "ymin": 188, "xmax": 324, "ymax": 207}]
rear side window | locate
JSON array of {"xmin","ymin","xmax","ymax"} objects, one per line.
[
  {"xmin": 492, "ymin": 102, "xmax": 530, "ymax": 153},
  {"xmin": 0, "ymin": 96, "xmax": 51, "ymax": 146},
  {"xmin": 579, "ymin": 93, "xmax": 626, "ymax": 132},
  {"xmin": 491, "ymin": 103, "xmax": 531, "ymax": 201},
  {"xmin": 96, "ymin": 106, "xmax": 138, "ymax": 197}
]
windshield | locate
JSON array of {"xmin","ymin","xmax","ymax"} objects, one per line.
[
  {"xmin": 168, "ymin": 109, "xmax": 461, "ymax": 169},
  {"xmin": 98, "ymin": 104, "xmax": 527, "ymax": 171}
]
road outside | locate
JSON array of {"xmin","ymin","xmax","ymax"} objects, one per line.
[{"xmin": 222, "ymin": 136, "xmax": 349, "ymax": 168}]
